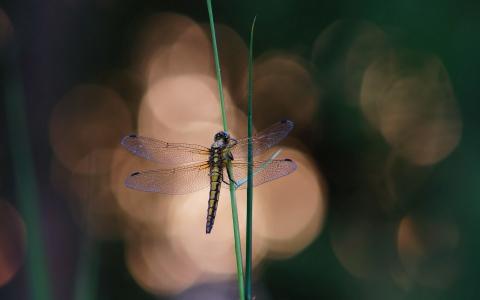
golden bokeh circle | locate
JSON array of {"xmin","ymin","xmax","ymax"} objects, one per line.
[
  {"xmin": 49, "ymin": 84, "xmax": 132, "ymax": 175},
  {"xmin": 361, "ymin": 51, "xmax": 462, "ymax": 165},
  {"xmin": 397, "ymin": 214, "xmax": 460, "ymax": 289},
  {"xmin": 0, "ymin": 200, "xmax": 26, "ymax": 287},
  {"xmin": 255, "ymin": 148, "xmax": 327, "ymax": 258}
]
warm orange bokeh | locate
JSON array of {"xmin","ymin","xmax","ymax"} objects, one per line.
[
  {"xmin": 330, "ymin": 216, "xmax": 393, "ymax": 280},
  {"xmin": 0, "ymin": 8, "xmax": 13, "ymax": 48},
  {"xmin": 361, "ymin": 50, "xmax": 462, "ymax": 165},
  {"xmin": 0, "ymin": 201, "xmax": 26, "ymax": 287},
  {"xmin": 49, "ymin": 84, "xmax": 132, "ymax": 175},
  {"xmin": 312, "ymin": 19, "xmax": 390, "ymax": 105},
  {"xmin": 398, "ymin": 214, "xmax": 460, "ymax": 289},
  {"xmin": 240, "ymin": 53, "xmax": 319, "ymax": 130},
  {"xmin": 134, "ymin": 13, "xmax": 214, "ymax": 87},
  {"xmin": 255, "ymin": 148, "xmax": 326, "ymax": 258},
  {"xmin": 47, "ymin": 12, "xmax": 327, "ymax": 296}
]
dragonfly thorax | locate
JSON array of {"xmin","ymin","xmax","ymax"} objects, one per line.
[{"xmin": 212, "ymin": 131, "xmax": 230, "ymax": 148}]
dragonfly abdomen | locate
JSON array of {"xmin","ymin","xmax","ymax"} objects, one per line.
[{"xmin": 206, "ymin": 150, "xmax": 223, "ymax": 233}]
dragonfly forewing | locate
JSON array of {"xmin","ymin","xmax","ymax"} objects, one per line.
[
  {"xmin": 121, "ymin": 134, "xmax": 211, "ymax": 166},
  {"xmin": 231, "ymin": 119, "xmax": 294, "ymax": 160}
]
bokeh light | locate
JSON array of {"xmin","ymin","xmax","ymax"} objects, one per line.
[
  {"xmin": 50, "ymin": 157, "xmax": 124, "ymax": 238},
  {"xmin": 0, "ymin": 8, "xmax": 13, "ymax": 48},
  {"xmin": 330, "ymin": 215, "xmax": 395, "ymax": 279},
  {"xmin": 384, "ymin": 152, "xmax": 432, "ymax": 210},
  {"xmin": 138, "ymin": 75, "xmax": 227, "ymax": 138},
  {"xmin": 312, "ymin": 19, "xmax": 390, "ymax": 105},
  {"xmin": 200, "ymin": 23, "xmax": 248, "ymax": 103},
  {"xmin": 0, "ymin": 200, "xmax": 26, "ymax": 287},
  {"xmin": 166, "ymin": 189, "xmax": 268, "ymax": 276},
  {"xmin": 397, "ymin": 214, "xmax": 460, "ymax": 289},
  {"xmin": 255, "ymin": 148, "xmax": 327, "ymax": 258},
  {"xmin": 49, "ymin": 84, "xmax": 133, "ymax": 237},
  {"xmin": 360, "ymin": 50, "xmax": 462, "ymax": 165},
  {"xmin": 134, "ymin": 12, "xmax": 250, "ymax": 101},
  {"xmin": 110, "ymin": 145, "xmax": 174, "ymax": 231},
  {"xmin": 134, "ymin": 13, "xmax": 214, "ymax": 86},
  {"xmin": 126, "ymin": 235, "xmax": 201, "ymax": 295},
  {"xmin": 49, "ymin": 84, "xmax": 133, "ymax": 175},
  {"xmin": 238, "ymin": 53, "xmax": 318, "ymax": 130}
]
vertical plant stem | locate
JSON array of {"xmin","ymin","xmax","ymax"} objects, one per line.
[
  {"xmin": 245, "ymin": 16, "xmax": 256, "ymax": 300},
  {"xmin": 226, "ymin": 163, "xmax": 244, "ymax": 298},
  {"xmin": 3, "ymin": 46, "xmax": 52, "ymax": 300},
  {"xmin": 73, "ymin": 156, "xmax": 99, "ymax": 300},
  {"xmin": 73, "ymin": 238, "xmax": 99, "ymax": 300},
  {"xmin": 206, "ymin": 1, "xmax": 245, "ymax": 299},
  {"xmin": 206, "ymin": 0, "xmax": 228, "ymax": 131}
]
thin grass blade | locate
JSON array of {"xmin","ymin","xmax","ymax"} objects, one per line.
[
  {"xmin": 206, "ymin": 1, "xmax": 245, "ymax": 299},
  {"xmin": 245, "ymin": 16, "xmax": 257, "ymax": 300}
]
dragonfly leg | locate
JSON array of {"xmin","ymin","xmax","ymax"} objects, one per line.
[
  {"xmin": 229, "ymin": 138, "xmax": 238, "ymax": 147},
  {"xmin": 225, "ymin": 165, "xmax": 238, "ymax": 187},
  {"xmin": 223, "ymin": 178, "xmax": 239, "ymax": 187}
]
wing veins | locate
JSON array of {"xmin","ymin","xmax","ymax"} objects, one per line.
[
  {"xmin": 125, "ymin": 162, "xmax": 211, "ymax": 194},
  {"xmin": 121, "ymin": 134, "xmax": 210, "ymax": 165}
]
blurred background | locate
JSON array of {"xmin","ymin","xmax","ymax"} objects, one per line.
[{"xmin": 1, "ymin": 0, "xmax": 479, "ymax": 299}]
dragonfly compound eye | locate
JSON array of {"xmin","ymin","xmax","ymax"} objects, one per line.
[{"xmin": 214, "ymin": 131, "xmax": 229, "ymax": 141}]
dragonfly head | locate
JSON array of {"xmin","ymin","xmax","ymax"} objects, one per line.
[{"xmin": 214, "ymin": 131, "xmax": 230, "ymax": 144}]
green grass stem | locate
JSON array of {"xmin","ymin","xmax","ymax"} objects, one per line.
[
  {"xmin": 3, "ymin": 48, "xmax": 52, "ymax": 300},
  {"xmin": 73, "ymin": 156, "xmax": 99, "ymax": 300},
  {"xmin": 245, "ymin": 16, "xmax": 256, "ymax": 300},
  {"xmin": 73, "ymin": 238, "xmax": 99, "ymax": 300},
  {"xmin": 206, "ymin": 1, "xmax": 245, "ymax": 299},
  {"xmin": 207, "ymin": 0, "xmax": 228, "ymax": 132}
]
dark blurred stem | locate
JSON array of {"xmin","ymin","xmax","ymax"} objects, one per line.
[
  {"xmin": 206, "ymin": 1, "xmax": 245, "ymax": 299},
  {"xmin": 3, "ymin": 46, "xmax": 53, "ymax": 299},
  {"xmin": 245, "ymin": 16, "xmax": 256, "ymax": 300},
  {"xmin": 73, "ymin": 237, "xmax": 99, "ymax": 300},
  {"xmin": 73, "ymin": 156, "xmax": 99, "ymax": 300}
]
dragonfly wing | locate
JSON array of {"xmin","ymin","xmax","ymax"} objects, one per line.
[
  {"xmin": 125, "ymin": 162, "xmax": 211, "ymax": 194},
  {"xmin": 121, "ymin": 134, "xmax": 210, "ymax": 166},
  {"xmin": 224, "ymin": 159, "xmax": 297, "ymax": 189},
  {"xmin": 231, "ymin": 120, "xmax": 294, "ymax": 160}
]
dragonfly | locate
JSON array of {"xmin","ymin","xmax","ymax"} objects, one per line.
[{"xmin": 121, "ymin": 119, "xmax": 297, "ymax": 233}]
